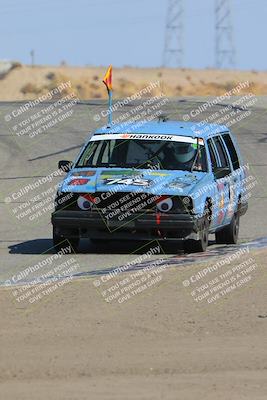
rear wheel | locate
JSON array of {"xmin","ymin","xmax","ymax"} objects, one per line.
[{"xmin": 53, "ymin": 227, "xmax": 79, "ymax": 253}]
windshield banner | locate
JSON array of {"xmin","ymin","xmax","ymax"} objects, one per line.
[{"xmin": 90, "ymin": 133, "xmax": 204, "ymax": 145}]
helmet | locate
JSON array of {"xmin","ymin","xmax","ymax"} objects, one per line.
[{"xmin": 175, "ymin": 143, "xmax": 196, "ymax": 163}]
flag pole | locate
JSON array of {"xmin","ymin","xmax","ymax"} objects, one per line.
[
  {"xmin": 102, "ymin": 65, "xmax": 113, "ymax": 128},
  {"xmin": 108, "ymin": 89, "xmax": 112, "ymax": 127}
]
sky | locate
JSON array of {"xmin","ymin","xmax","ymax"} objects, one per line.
[{"xmin": 0, "ymin": 0, "xmax": 266, "ymax": 70}]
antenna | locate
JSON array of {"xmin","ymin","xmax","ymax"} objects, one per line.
[
  {"xmin": 163, "ymin": 0, "xmax": 184, "ymax": 68},
  {"xmin": 215, "ymin": 0, "xmax": 235, "ymax": 68}
]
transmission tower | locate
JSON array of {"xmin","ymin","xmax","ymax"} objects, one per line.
[
  {"xmin": 215, "ymin": 0, "xmax": 235, "ymax": 68},
  {"xmin": 163, "ymin": 0, "xmax": 184, "ymax": 68}
]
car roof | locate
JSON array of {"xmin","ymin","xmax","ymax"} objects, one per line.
[{"xmin": 93, "ymin": 120, "xmax": 229, "ymax": 139}]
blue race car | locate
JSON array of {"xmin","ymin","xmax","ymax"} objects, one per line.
[{"xmin": 52, "ymin": 120, "xmax": 248, "ymax": 252}]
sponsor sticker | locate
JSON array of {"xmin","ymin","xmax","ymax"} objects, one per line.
[
  {"xmin": 103, "ymin": 177, "xmax": 153, "ymax": 187},
  {"xmin": 90, "ymin": 133, "xmax": 205, "ymax": 145}
]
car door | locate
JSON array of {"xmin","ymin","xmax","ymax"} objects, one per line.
[
  {"xmin": 221, "ymin": 132, "xmax": 242, "ymax": 218},
  {"xmin": 207, "ymin": 136, "xmax": 232, "ymax": 227}
]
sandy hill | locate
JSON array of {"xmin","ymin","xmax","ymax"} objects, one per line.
[{"xmin": 1, "ymin": 64, "xmax": 267, "ymax": 100}]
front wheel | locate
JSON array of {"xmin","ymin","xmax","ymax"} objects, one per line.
[
  {"xmin": 215, "ymin": 211, "xmax": 240, "ymax": 244},
  {"xmin": 184, "ymin": 213, "xmax": 209, "ymax": 253}
]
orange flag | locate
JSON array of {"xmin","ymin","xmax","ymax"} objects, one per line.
[{"xmin": 103, "ymin": 65, "xmax": 112, "ymax": 92}]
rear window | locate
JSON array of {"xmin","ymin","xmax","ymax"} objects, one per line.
[
  {"xmin": 213, "ymin": 136, "xmax": 230, "ymax": 168},
  {"xmin": 222, "ymin": 133, "xmax": 240, "ymax": 170},
  {"xmin": 207, "ymin": 139, "xmax": 218, "ymax": 171}
]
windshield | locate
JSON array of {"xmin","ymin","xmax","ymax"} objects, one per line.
[{"xmin": 76, "ymin": 138, "xmax": 207, "ymax": 171}]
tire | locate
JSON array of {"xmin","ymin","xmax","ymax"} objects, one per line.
[
  {"xmin": 53, "ymin": 227, "xmax": 79, "ymax": 253},
  {"xmin": 215, "ymin": 210, "xmax": 240, "ymax": 245},
  {"xmin": 184, "ymin": 209, "xmax": 210, "ymax": 253}
]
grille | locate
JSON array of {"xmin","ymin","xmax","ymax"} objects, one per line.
[
  {"xmin": 55, "ymin": 191, "xmax": 192, "ymax": 214},
  {"xmin": 93, "ymin": 192, "xmax": 160, "ymax": 213}
]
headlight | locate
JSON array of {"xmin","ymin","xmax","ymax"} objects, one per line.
[
  {"xmin": 77, "ymin": 194, "xmax": 95, "ymax": 210},
  {"xmin": 155, "ymin": 196, "xmax": 194, "ymax": 214},
  {"xmin": 156, "ymin": 197, "xmax": 173, "ymax": 212}
]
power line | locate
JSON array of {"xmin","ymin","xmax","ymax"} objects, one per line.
[
  {"xmin": 215, "ymin": 0, "xmax": 236, "ymax": 68},
  {"xmin": 162, "ymin": 0, "xmax": 184, "ymax": 68}
]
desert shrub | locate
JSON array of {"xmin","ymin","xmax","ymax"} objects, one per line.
[
  {"xmin": 21, "ymin": 82, "xmax": 41, "ymax": 95},
  {"xmin": 46, "ymin": 72, "xmax": 56, "ymax": 80}
]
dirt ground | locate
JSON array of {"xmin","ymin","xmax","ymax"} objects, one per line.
[
  {"xmin": 0, "ymin": 248, "xmax": 266, "ymax": 400},
  {"xmin": 1, "ymin": 64, "xmax": 267, "ymax": 100}
]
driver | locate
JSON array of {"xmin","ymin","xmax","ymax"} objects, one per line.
[{"xmin": 162, "ymin": 142, "xmax": 196, "ymax": 169}]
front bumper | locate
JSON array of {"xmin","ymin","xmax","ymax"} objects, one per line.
[{"xmin": 51, "ymin": 209, "xmax": 203, "ymax": 241}]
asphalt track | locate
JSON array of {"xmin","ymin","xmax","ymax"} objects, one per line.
[{"xmin": 0, "ymin": 96, "xmax": 267, "ymax": 285}]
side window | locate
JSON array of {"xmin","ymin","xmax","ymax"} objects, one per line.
[
  {"xmin": 207, "ymin": 139, "xmax": 218, "ymax": 171},
  {"xmin": 222, "ymin": 133, "xmax": 240, "ymax": 170},
  {"xmin": 213, "ymin": 136, "xmax": 230, "ymax": 168}
]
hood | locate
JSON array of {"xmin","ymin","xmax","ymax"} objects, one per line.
[{"xmin": 59, "ymin": 167, "xmax": 208, "ymax": 196}]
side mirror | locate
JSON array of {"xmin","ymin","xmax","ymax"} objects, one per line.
[
  {"xmin": 213, "ymin": 166, "xmax": 231, "ymax": 180},
  {"xmin": 58, "ymin": 160, "xmax": 73, "ymax": 173}
]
